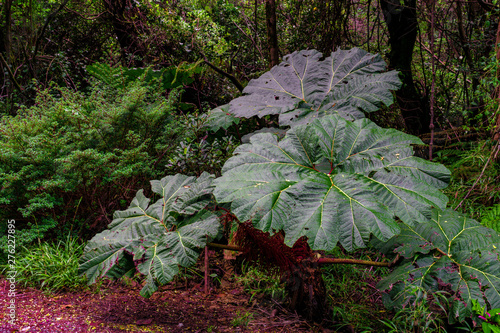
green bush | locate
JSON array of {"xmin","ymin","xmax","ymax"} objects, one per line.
[
  {"xmin": 0, "ymin": 73, "xmax": 197, "ymax": 254},
  {"xmin": 1, "ymin": 236, "xmax": 87, "ymax": 293}
]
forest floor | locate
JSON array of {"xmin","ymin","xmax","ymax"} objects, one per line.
[{"xmin": 0, "ymin": 257, "xmax": 333, "ymax": 333}]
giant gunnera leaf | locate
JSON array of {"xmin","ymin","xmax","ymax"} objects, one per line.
[
  {"xmin": 376, "ymin": 208, "xmax": 500, "ymax": 323},
  {"xmin": 225, "ymin": 48, "xmax": 401, "ymax": 127},
  {"xmin": 213, "ymin": 114, "xmax": 450, "ymax": 251},
  {"xmin": 79, "ymin": 172, "xmax": 221, "ymax": 297}
]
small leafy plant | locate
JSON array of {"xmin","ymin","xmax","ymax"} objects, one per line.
[
  {"xmin": 379, "ymin": 291, "xmax": 448, "ymax": 333},
  {"xmin": 236, "ymin": 262, "xmax": 286, "ymax": 302},
  {"xmin": 472, "ymin": 300, "xmax": 500, "ymax": 333},
  {"xmin": 79, "ymin": 172, "xmax": 220, "ymax": 297},
  {"xmin": 482, "ymin": 204, "xmax": 500, "ymax": 233},
  {"xmin": 231, "ymin": 311, "xmax": 253, "ymax": 327}
]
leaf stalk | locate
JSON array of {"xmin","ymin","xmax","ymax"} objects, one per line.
[
  {"xmin": 317, "ymin": 257, "xmax": 390, "ymax": 267},
  {"xmin": 206, "ymin": 242, "xmax": 392, "ymax": 267}
]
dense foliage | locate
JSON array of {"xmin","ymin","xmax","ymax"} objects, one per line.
[
  {"xmin": 214, "ymin": 114, "xmax": 449, "ymax": 251},
  {"xmin": 0, "ymin": 73, "xmax": 193, "ymax": 252},
  {"xmin": 2, "ymin": 0, "xmax": 500, "ymax": 330},
  {"xmin": 80, "ymin": 48, "xmax": 500, "ymax": 329}
]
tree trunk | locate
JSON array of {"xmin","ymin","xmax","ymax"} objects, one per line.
[
  {"xmin": 2, "ymin": 0, "xmax": 13, "ymax": 61},
  {"xmin": 265, "ymin": 0, "xmax": 279, "ymax": 68},
  {"xmin": 379, "ymin": 0, "xmax": 430, "ymax": 135},
  {"xmin": 102, "ymin": 0, "xmax": 145, "ymax": 67}
]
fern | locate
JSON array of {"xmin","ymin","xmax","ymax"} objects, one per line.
[
  {"xmin": 87, "ymin": 61, "xmax": 203, "ymax": 90},
  {"xmin": 86, "ymin": 63, "xmax": 125, "ymax": 89}
]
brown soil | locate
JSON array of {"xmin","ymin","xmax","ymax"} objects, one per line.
[{"xmin": 0, "ymin": 262, "xmax": 331, "ymax": 333}]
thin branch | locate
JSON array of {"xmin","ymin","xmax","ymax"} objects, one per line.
[
  {"xmin": 232, "ymin": 21, "xmax": 265, "ymax": 61},
  {"xmin": 0, "ymin": 53, "xmax": 25, "ymax": 94},
  {"xmin": 416, "ymin": 39, "xmax": 472, "ymax": 85},
  {"xmin": 33, "ymin": 0, "xmax": 71, "ymax": 59},
  {"xmin": 65, "ymin": 8, "xmax": 106, "ymax": 20},
  {"xmin": 203, "ymin": 58, "xmax": 244, "ymax": 92}
]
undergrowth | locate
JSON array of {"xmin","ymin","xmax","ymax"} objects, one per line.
[
  {"xmin": 1, "ymin": 235, "xmax": 87, "ymax": 294},
  {"xmin": 435, "ymin": 140, "xmax": 500, "ymax": 220},
  {"xmin": 379, "ymin": 289, "xmax": 449, "ymax": 333},
  {"xmin": 322, "ymin": 247, "xmax": 391, "ymax": 332},
  {"xmin": 236, "ymin": 261, "xmax": 287, "ymax": 303}
]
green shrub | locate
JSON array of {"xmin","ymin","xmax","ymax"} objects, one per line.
[
  {"xmin": 1, "ymin": 236, "xmax": 87, "ymax": 293},
  {"xmin": 0, "ymin": 72, "xmax": 196, "ymax": 253}
]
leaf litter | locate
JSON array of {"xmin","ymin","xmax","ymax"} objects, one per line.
[{"xmin": 0, "ymin": 259, "xmax": 326, "ymax": 333}]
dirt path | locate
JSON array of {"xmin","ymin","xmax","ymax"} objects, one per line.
[{"xmin": 0, "ymin": 277, "xmax": 328, "ymax": 333}]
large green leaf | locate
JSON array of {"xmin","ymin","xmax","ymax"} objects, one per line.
[
  {"xmin": 213, "ymin": 114, "xmax": 450, "ymax": 251},
  {"xmin": 79, "ymin": 172, "xmax": 221, "ymax": 297},
  {"xmin": 376, "ymin": 208, "xmax": 500, "ymax": 323},
  {"xmin": 225, "ymin": 48, "xmax": 401, "ymax": 127},
  {"xmin": 205, "ymin": 104, "xmax": 240, "ymax": 132}
]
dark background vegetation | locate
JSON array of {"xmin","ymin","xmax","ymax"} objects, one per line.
[{"xmin": 2, "ymin": 0, "xmax": 500, "ymax": 262}]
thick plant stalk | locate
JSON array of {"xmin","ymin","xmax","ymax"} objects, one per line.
[
  {"xmin": 317, "ymin": 257, "xmax": 390, "ymax": 267},
  {"xmin": 204, "ymin": 246, "xmax": 209, "ymax": 294},
  {"xmin": 207, "ymin": 242, "xmax": 243, "ymax": 252},
  {"xmin": 203, "ymin": 58, "xmax": 244, "ymax": 92},
  {"xmin": 206, "ymin": 242, "xmax": 392, "ymax": 267}
]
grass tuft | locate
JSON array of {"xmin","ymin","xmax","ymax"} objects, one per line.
[{"xmin": 1, "ymin": 235, "xmax": 87, "ymax": 294}]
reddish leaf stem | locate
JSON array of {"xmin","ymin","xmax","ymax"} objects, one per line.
[
  {"xmin": 204, "ymin": 246, "xmax": 209, "ymax": 294},
  {"xmin": 317, "ymin": 258, "xmax": 390, "ymax": 267},
  {"xmin": 206, "ymin": 243, "xmax": 392, "ymax": 267},
  {"xmin": 207, "ymin": 242, "xmax": 243, "ymax": 252}
]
